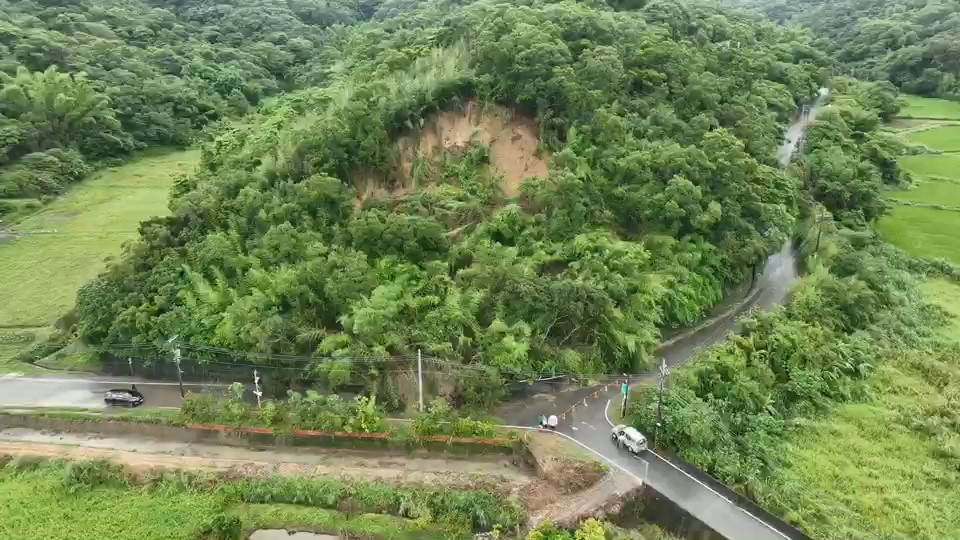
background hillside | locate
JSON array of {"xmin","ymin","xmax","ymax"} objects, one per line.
[
  {"xmin": 67, "ymin": 0, "xmax": 833, "ymax": 396},
  {"xmin": 726, "ymin": 0, "xmax": 960, "ymax": 99}
]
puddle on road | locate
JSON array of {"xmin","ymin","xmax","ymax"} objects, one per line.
[{"xmin": 249, "ymin": 530, "xmax": 339, "ymax": 540}]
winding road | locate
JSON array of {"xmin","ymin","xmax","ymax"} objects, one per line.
[{"xmin": 502, "ymin": 92, "xmax": 829, "ymax": 540}]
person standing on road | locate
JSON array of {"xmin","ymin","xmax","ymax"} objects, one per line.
[{"xmin": 547, "ymin": 414, "xmax": 558, "ymax": 430}]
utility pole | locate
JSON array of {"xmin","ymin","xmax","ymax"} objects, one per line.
[
  {"xmin": 417, "ymin": 349, "xmax": 424, "ymax": 413},
  {"xmin": 169, "ymin": 336, "xmax": 185, "ymax": 398},
  {"xmin": 253, "ymin": 369, "xmax": 262, "ymax": 410},
  {"xmin": 620, "ymin": 373, "xmax": 630, "ymax": 419},
  {"xmin": 655, "ymin": 358, "xmax": 668, "ymax": 449}
]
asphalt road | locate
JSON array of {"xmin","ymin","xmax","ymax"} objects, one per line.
[{"xmin": 0, "ymin": 374, "xmax": 223, "ymax": 409}]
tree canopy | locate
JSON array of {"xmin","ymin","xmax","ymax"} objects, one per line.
[
  {"xmin": 68, "ymin": 0, "xmax": 833, "ymax": 390},
  {"xmin": 727, "ymin": 0, "xmax": 960, "ymax": 99},
  {"xmin": 0, "ymin": 0, "xmax": 378, "ymax": 199}
]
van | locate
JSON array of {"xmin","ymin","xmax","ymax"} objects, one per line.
[{"xmin": 611, "ymin": 424, "xmax": 647, "ymax": 454}]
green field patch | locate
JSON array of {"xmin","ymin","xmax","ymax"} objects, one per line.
[
  {"xmin": 904, "ymin": 125, "xmax": 960, "ymax": 152},
  {"xmin": 921, "ymin": 279, "xmax": 960, "ymax": 342},
  {"xmin": 0, "ymin": 149, "xmax": 199, "ymax": 327},
  {"xmin": 0, "ymin": 466, "xmax": 223, "ymax": 540},
  {"xmin": 876, "ymin": 205, "xmax": 960, "ymax": 264},
  {"xmin": 888, "ymin": 178, "xmax": 960, "ymax": 207},
  {"xmin": 760, "ymin": 392, "xmax": 960, "ymax": 540},
  {"xmin": 0, "ymin": 461, "xmax": 508, "ymax": 540},
  {"xmin": 898, "ymin": 154, "xmax": 960, "ymax": 180},
  {"xmin": 899, "ymin": 95, "xmax": 960, "ymax": 120}
]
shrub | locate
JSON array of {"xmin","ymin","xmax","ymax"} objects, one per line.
[
  {"xmin": 7, "ymin": 455, "xmax": 47, "ymax": 472},
  {"xmin": 196, "ymin": 514, "xmax": 241, "ymax": 540},
  {"xmin": 180, "ymin": 392, "xmax": 218, "ymax": 424},
  {"xmin": 62, "ymin": 459, "xmax": 127, "ymax": 493},
  {"xmin": 414, "ymin": 397, "xmax": 498, "ymax": 438}
]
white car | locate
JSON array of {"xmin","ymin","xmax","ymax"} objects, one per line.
[{"xmin": 611, "ymin": 424, "xmax": 647, "ymax": 454}]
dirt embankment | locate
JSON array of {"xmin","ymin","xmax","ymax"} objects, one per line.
[
  {"xmin": 0, "ymin": 427, "xmax": 618, "ymax": 521},
  {"xmin": 354, "ymin": 100, "xmax": 550, "ymax": 210},
  {"xmin": 0, "ymin": 427, "xmax": 530, "ymax": 488}
]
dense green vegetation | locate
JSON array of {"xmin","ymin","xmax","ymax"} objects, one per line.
[
  {"xmin": 526, "ymin": 519, "xmax": 677, "ymax": 540},
  {"xmin": 71, "ymin": 0, "xmax": 832, "ymax": 392},
  {"xmin": 0, "ymin": 0, "xmax": 377, "ymax": 201},
  {"xmin": 633, "ymin": 79, "xmax": 960, "ymax": 538},
  {"xmin": 727, "ymin": 0, "xmax": 960, "ymax": 99}
]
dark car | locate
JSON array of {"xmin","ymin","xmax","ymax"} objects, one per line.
[{"xmin": 104, "ymin": 388, "xmax": 145, "ymax": 407}]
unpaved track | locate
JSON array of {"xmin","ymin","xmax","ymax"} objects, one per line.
[{"xmin": 0, "ymin": 428, "xmax": 532, "ymax": 488}]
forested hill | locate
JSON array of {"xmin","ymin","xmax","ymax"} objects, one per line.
[
  {"xmin": 726, "ymin": 0, "xmax": 960, "ymax": 99},
  {"xmin": 0, "ymin": 0, "xmax": 376, "ymax": 200},
  {"xmin": 72, "ymin": 0, "xmax": 833, "ymax": 390}
]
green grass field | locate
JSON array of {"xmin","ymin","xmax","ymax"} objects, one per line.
[
  {"xmin": 0, "ymin": 463, "xmax": 472, "ymax": 540},
  {"xmin": 0, "ymin": 465, "xmax": 223, "ymax": 540},
  {"xmin": 904, "ymin": 125, "xmax": 960, "ymax": 152},
  {"xmin": 757, "ymin": 280, "xmax": 960, "ymax": 540},
  {"xmin": 898, "ymin": 154, "xmax": 960, "ymax": 179},
  {"xmin": 876, "ymin": 205, "xmax": 960, "ymax": 263},
  {"xmin": 0, "ymin": 149, "xmax": 199, "ymax": 328},
  {"xmin": 899, "ymin": 95, "xmax": 960, "ymax": 120},
  {"xmin": 888, "ymin": 178, "xmax": 960, "ymax": 207},
  {"xmin": 921, "ymin": 279, "xmax": 960, "ymax": 341}
]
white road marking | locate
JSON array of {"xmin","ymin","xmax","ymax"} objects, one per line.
[
  {"xmin": 601, "ymin": 399, "xmax": 791, "ymax": 540},
  {"xmin": 501, "ymin": 424, "xmax": 646, "ymax": 486}
]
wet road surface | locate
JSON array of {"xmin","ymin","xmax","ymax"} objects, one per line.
[{"xmin": 0, "ymin": 374, "xmax": 223, "ymax": 409}]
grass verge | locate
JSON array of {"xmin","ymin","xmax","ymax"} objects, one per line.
[{"xmin": 0, "ymin": 149, "xmax": 199, "ymax": 327}]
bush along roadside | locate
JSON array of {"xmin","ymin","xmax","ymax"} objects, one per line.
[
  {"xmin": 632, "ymin": 212, "xmax": 953, "ymax": 530},
  {"xmin": 0, "ymin": 389, "xmax": 518, "ymax": 454}
]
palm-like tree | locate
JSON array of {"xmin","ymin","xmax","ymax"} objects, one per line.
[{"xmin": 0, "ymin": 66, "xmax": 118, "ymax": 152}]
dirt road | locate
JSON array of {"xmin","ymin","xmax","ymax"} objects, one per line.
[{"xmin": 0, "ymin": 427, "xmax": 531, "ymax": 487}]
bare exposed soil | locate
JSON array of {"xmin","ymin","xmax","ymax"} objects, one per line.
[{"xmin": 353, "ymin": 100, "xmax": 549, "ymax": 209}]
